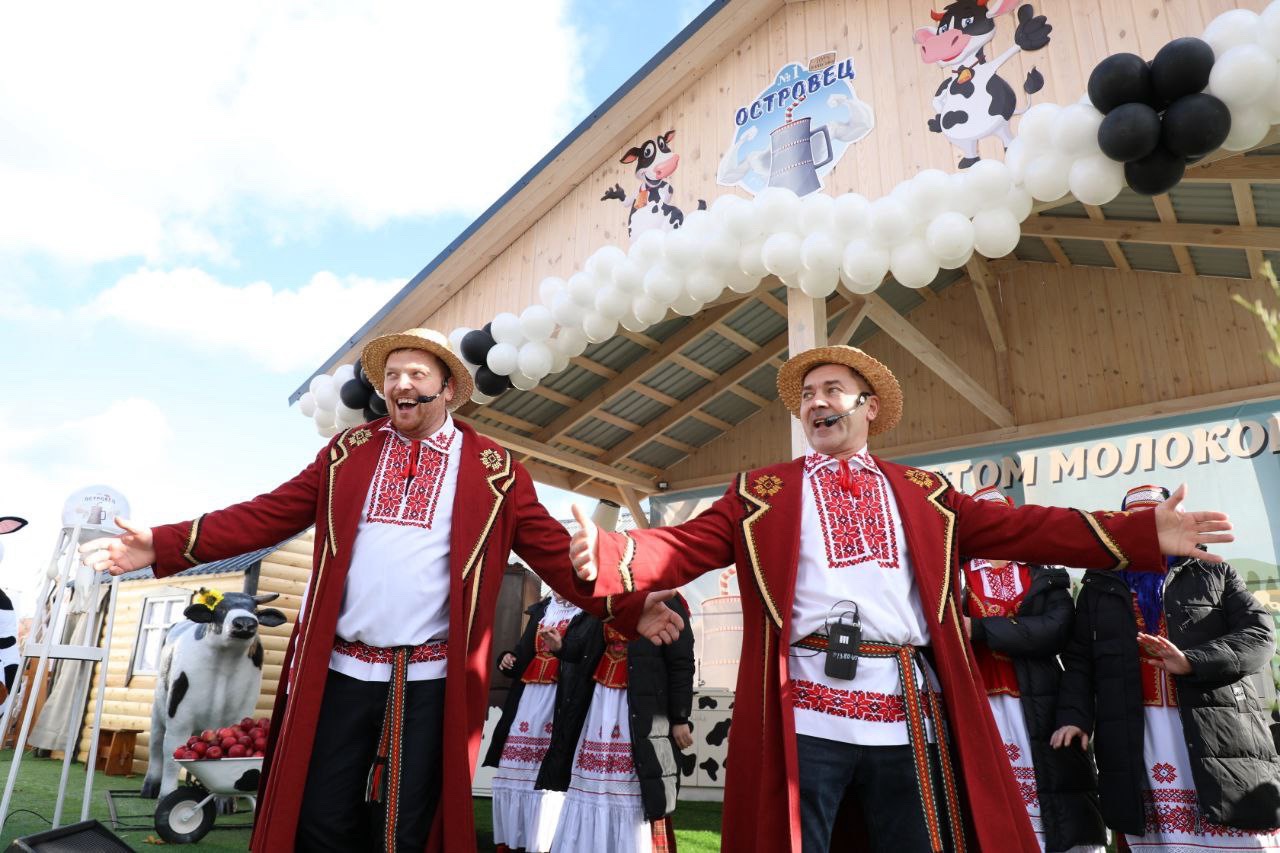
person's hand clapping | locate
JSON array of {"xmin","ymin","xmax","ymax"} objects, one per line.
[{"xmin": 78, "ymin": 517, "xmax": 156, "ymax": 576}]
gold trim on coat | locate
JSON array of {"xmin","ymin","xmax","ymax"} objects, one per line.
[
  {"xmin": 462, "ymin": 449, "xmax": 516, "ymax": 646},
  {"xmin": 737, "ymin": 472, "xmax": 782, "ymax": 629},
  {"xmin": 326, "ymin": 430, "xmax": 353, "ymax": 557},
  {"xmin": 1077, "ymin": 510, "xmax": 1130, "ymax": 571},
  {"xmin": 920, "ymin": 473, "xmax": 958, "ymax": 625},
  {"xmin": 183, "ymin": 515, "xmax": 205, "ymax": 566}
]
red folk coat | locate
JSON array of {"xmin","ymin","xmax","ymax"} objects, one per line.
[
  {"xmin": 591, "ymin": 456, "xmax": 1162, "ymax": 853},
  {"xmin": 150, "ymin": 418, "xmax": 637, "ymax": 853}
]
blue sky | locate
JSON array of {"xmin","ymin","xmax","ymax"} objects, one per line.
[{"xmin": 0, "ymin": 1, "xmax": 712, "ymax": 613}]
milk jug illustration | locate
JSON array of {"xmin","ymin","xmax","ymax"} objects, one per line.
[{"xmin": 767, "ymin": 115, "xmax": 833, "ymax": 196}]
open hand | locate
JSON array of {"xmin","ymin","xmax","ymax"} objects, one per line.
[
  {"xmin": 671, "ymin": 723, "xmax": 693, "ymax": 750},
  {"xmin": 570, "ymin": 503, "xmax": 600, "ymax": 582},
  {"xmin": 1050, "ymin": 725, "xmax": 1089, "ymax": 750},
  {"xmin": 1155, "ymin": 484, "xmax": 1233, "ymax": 563},
  {"xmin": 498, "ymin": 653, "xmax": 517, "ymax": 672},
  {"xmin": 1138, "ymin": 632, "xmax": 1193, "ymax": 675},
  {"xmin": 78, "ymin": 517, "xmax": 156, "ymax": 576},
  {"xmin": 637, "ymin": 590, "xmax": 684, "ymax": 645}
]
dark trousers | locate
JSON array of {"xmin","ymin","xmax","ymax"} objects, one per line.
[
  {"xmin": 295, "ymin": 671, "xmax": 446, "ymax": 853},
  {"xmin": 797, "ymin": 733, "xmax": 953, "ymax": 853}
]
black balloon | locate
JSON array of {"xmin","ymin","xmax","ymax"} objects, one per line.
[
  {"xmin": 1150, "ymin": 38, "xmax": 1216, "ymax": 105},
  {"xmin": 367, "ymin": 394, "xmax": 387, "ymax": 416},
  {"xmin": 1097, "ymin": 103, "xmax": 1162, "ymax": 162},
  {"xmin": 340, "ymin": 377, "xmax": 372, "ymax": 409},
  {"xmin": 460, "ymin": 329, "xmax": 496, "ymax": 365},
  {"xmin": 1088, "ymin": 53, "xmax": 1157, "ymax": 113},
  {"xmin": 1161, "ymin": 93, "xmax": 1232, "ymax": 158},
  {"xmin": 474, "ymin": 366, "xmax": 511, "ymax": 397},
  {"xmin": 1124, "ymin": 145, "xmax": 1186, "ymax": 196},
  {"xmin": 362, "ymin": 404, "xmax": 378, "ymax": 422},
  {"xmin": 353, "ymin": 357, "xmax": 373, "ymax": 390}
]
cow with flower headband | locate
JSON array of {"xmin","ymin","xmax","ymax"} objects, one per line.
[
  {"xmin": 141, "ymin": 587, "xmax": 285, "ymax": 799},
  {"xmin": 0, "ymin": 516, "xmax": 27, "ymax": 720}
]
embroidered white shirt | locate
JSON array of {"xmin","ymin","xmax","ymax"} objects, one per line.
[
  {"xmin": 788, "ymin": 448, "xmax": 937, "ymax": 746},
  {"xmin": 330, "ymin": 416, "xmax": 460, "ymax": 682}
]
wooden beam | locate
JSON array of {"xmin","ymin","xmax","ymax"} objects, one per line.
[
  {"xmin": 470, "ymin": 407, "xmax": 540, "ymax": 433},
  {"xmin": 787, "ymin": 291, "xmax": 828, "ymax": 457},
  {"xmin": 1152, "ymin": 195, "xmax": 1196, "ymax": 275},
  {"xmin": 593, "ymin": 410, "xmax": 642, "ymax": 432},
  {"xmin": 1231, "ymin": 181, "xmax": 1265, "ymax": 279},
  {"xmin": 618, "ymin": 330, "xmax": 659, "ymax": 351},
  {"xmin": 1019, "ymin": 216, "xmax": 1280, "ymax": 251},
  {"xmin": 670, "ymin": 353, "xmax": 718, "ymax": 380},
  {"xmin": 711, "ymin": 321, "xmax": 761, "ymax": 353},
  {"xmin": 728, "ymin": 384, "xmax": 772, "ymax": 408},
  {"xmin": 860, "ymin": 293, "xmax": 1016, "ymax": 428},
  {"xmin": 756, "ymin": 290, "xmax": 789, "ymax": 316},
  {"xmin": 616, "ymin": 486, "xmax": 651, "ymax": 529},
  {"xmin": 455, "ymin": 415, "xmax": 655, "ymax": 491},
  {"xmin": 1183, "ymin": 156, "xmax": 1280, "ymax": 183},
  {"xmin": 688, "ymin": 410, "xmax": 736, "ymax": 432},
  {"xmin": 829, "ymin": 295, "xmax": 869, "ymax": 346},
  {"xmin": 530, "ymin": 385, "xmax": 578, "ymax": 409},
  {"xmin": 1042, "ymin": 237, "xmax": 1072, "ymax": 268},
  {"xmin": 650, "ymin": 434, "xmax": 699, "ymax": 455},
  {"xmin": 531, "ymin": 302, "xmax": 737, "ymax": 444},
  {"xmin": 632, "ymin": 384, "xmax": 680, "ymax": 407},
  {"xmin": 570, "ymin": 357, "xmax": 617, "ymax": 379},
  {"xmin": 1083, "ymin": 205, "xmax": 1131, "ymax": 271},
  {"xmin": 965, "ymin": 258, "xmax": 1014, "ymax": 412}
]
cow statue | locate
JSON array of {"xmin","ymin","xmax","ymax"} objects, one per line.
[
  {"xmin": 0, "ymin": 516, "xmax": 28, "ymax": 720},
  {"xmin": 602, "ymin": 129, "xmax": 706, "ymax": 239},
  {"xmin": 914, "ymin": 0, "xmax": 1051, "ymax": 168},
  {"xmin": 141, "ymin": 589, "xmax": 285, "ymax": 798}
]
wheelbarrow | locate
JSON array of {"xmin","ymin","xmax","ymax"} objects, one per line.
[{"xmin": 154, "ymin": 757, "xmax": 262, "ymax": 844}]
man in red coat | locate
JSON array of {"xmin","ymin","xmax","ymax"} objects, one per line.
[
  {"xmin": 570, "ymin": 344, "xmax": 1233, "ymax": 853},
  {"xmin": 80, "ymin": 327, "xmax": 683, "ymax": 853}
]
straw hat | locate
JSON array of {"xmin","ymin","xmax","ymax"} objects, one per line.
[
  {"xmin": 776, "ymin": 345, "xmax": 903, "ymax": 436},
  {"xmin": 360, "ymin": 328, "xmax": 474, "ymax": 410},
  {"xmin": 1121, "ymin": 484, "xmax": 1168, "ymax": 511}
]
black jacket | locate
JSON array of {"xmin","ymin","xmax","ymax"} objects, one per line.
[
  {"xmin": 483, "ymin": 597, "xmax": 594, "ymax": 769},
  {"xmin": 537, "ymin": 595, "xmax": 695, "ymax": 820},
  {"xmin": 968, "ymin": 566, "xmax": 1106, "ymax": 852},
  {"xmin": 1057, "ymin": 559, "xmax": 1280, "ymax": 834}
]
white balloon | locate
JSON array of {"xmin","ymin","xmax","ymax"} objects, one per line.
[
  {"xmin": 582, "ymin": 312, "xmax": 618, "ymax": 343},
  {"xmin": 310, "ymin": 374, "xmax": 338, "ymax": 411},
  {"xmin": 925, "ymin": 212, "xmax": 976, "ymax": 260},
  {"xmin": 555, "ymin": 326, "xmax": 589, "ymax": 358},
  {"xmin": 965, "ymin": 159, "xmax": 1013, "ymax": 204},
  {"xmin": 798, "ymin": 266, "xmax": 839, "ymax": 298},
  {"xmin": 841, "ymin": 240, "xmax": 890, "ymax": 290},
  {"xmin": 317, "ymin": 422, "xmax": 339, "ymax": 438},
  {"xmin": 585, "ymin": 245, "xmax": 626, "ymax": 281},
  {"xmin": 567, "ymin": 272, "xmax": 597, "ymax": 308},
  {"xmin": 1209, "ymin": 44, "xmax": 1278, "ymax": 106},
  {"xmin": 665, "ymin": 227, "xmax": 701, "ymax": 269},
  {"xmin": 612, "ymin": 258, "xmax": 646, "ymax": 294},
  {"xmin": 630, "ymin": 229, "xmax": 666, "ymax": 267},
  {"xmin": 720, "ymin": 195, "xmax": 762, "ymax": 240},
  {"xmin": 890, "ymin": 239, "xmax": 939, "ymax": 289},
  {"xmin": 1265, "ymin": 78, "xmax": 1280, "ymax": 123},
  {"xmin": 549, "ymin": 349, "xmax": 571, "ymax": 374},
  {"xmin": 724, "ymin": 269, "xmax": 759, "ymax": 294},
  {"xmin": 869, "ymin": 196, "xmax": 914, "ymax": 246},
  {"xmin": 1023, "ymin": 153, "xmax": 1071, "ymax": 202},
  {"xmin": 619, "ymin": 309, "xmax": 648, "ymax": 332},
  {"xmin": 510, "ymin": 371, "xmax": 539, "ymax": 391},
  {"xmin": 538, "ymin": 276, "xmax": 566, "ymax": 306},
  {"xmin": 595, "ymin": 284, "xmax": 631, "ymax": 320},
  {"xmin": 904, "ymin": 169, "xmax": 954, "ymax": 219},
  {"xmin": 762, "ymin": 232, "xmax": 803, "ymax": 277},
  {"xmin": 972, "ymin": 208, "xmax": 1022, "ymax": 258},
  {"xmin": 801, "ymin": 231, "xmax": 841, "ymax": 273},
  {"xmin": 1203, "ymin": 9, "xmax": 1261, "ymax": 57},
  {"xmin": 1068, "ymin": 155, "xmax": 1124, "ymax": 206},
  {"xmin": 687, "ymin": 269, "xmax": 725, "ymax": 303},
  {"xmin": 551, "ymin": 291, "xmax": 585, "ymax": 327},
  {"xmin": 471, "ymin": 389, "xmax": 496, "ymax": 405},
  {"xmin": 1004, "ymin": 137, "xmax": 1031, "ymax": 181},
  {"xmin": 448, "ymin": 326, "xmax": 472, "ymax": 354},
  {"xmin": 1002, "ymin": 186, "xmax": 1034, "ymax": 223},
  {"xmin": 314, "ymin": 408, "xmax": 336, "ymax": 429},
  {"xmin": 487, "ymin": 342, "xmax": 519, "ymax": 375},
  {"xmin": 632, "ymin": 295, "xmax": 667, "ymax": 326},
  {"xmin": 1016, "ymin": 103, "xmax": 1062, "ymax": 149},
  {"xmin": 833, "ymin": 193, "xmax": 871, "ymax": 238},
  {"xmin": 334, "ymin": 363, "xmax": 356, "ymax": 385},
  {"xmin": 800, "ymin": 192, "xmax": 836, "ymax": 233},
  {"xmin": 755, "ymin": 187, "xmax": 802, "ymax": 229},
  {"xmin": 739, "ymin": 240, "xmax": 768, "ymax": 277},
  {"xmin": 702, "ymin": 227, "xmax": 740, "ymax": 273},
  {"xmin": 1223, "ymin": 105, "xmax": 1272, "ymax": 151},
  {"xmin": 1052, "ymin": 103, "xmax": 1105, "ymax": 156},
  {"xmin": 643, "ymin": 266, "xmax": 683, "ymax": 303},
  {"xmin": 517, "ymin": 341, "xmax": 555, "ymax": 380},
  {"xmin": 519, "ymin": 304, "xmax": 556, "ymax": 341},
  {"xmin": 335, "ymin": 404, "xmax": 364, "ymax": 428},
  {"xmin": 299, "ymin": 391, "xmax": 318, "ymax": 418},
  {"xmin": 1261, "ymin": 6, "xmax": 1280, "ymax": 59},
  {"xmin": 937, "ymin": 247, "xmax": 974, "ymax": 270},
  {"xmin": 670, "ymin": 292, "xmax": 704, "ymax": 316},
  {"xmin": 490, "ymin": 312, "xmax": 523, "ymax": 345},
  {"xmin": 948, "ymin": 171, "xmax": 982, "ymax": 218}
]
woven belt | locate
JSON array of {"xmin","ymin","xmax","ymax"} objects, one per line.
[
  {"xmin": 334, "ymin": 636, "xmax": 448, "ymax": 665},
  {"xmin": 365, "ymin": 647, "xmax": 410, "ymax": 852},
  {"xmin": 794, "ymin": 632, "xmax": 966, "ymax": 853}
]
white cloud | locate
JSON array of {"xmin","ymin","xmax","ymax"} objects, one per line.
[
  {"xmin": 87, "ymin": 267, "xmax": 402, "ymax": 373},
  {"xmin": 0, "ymin": 1, "xmax": 586, "ymax": 264}
]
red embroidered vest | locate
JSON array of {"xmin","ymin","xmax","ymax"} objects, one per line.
[
  {"xmin": 592, "ymin": 625, "xmax": 629, "ymax": 689},
  {"xmin": 963, "ymin": 560, "xmax": 1032, "ymax": 698},
  {"xmin": 1134, "ymin": 593, "xmax": 1178, "ymax": 708},
  {"xmin": 522, "ymin": 618, "xmax": 571, "ymax": 685}
]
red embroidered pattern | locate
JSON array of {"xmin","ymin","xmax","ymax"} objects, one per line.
[
  {"xmin": 1004, "ymin": 743, "xmax": 1021, "ymax": 763},
  {"xmin": 523, "ymin": 617, "xmax": 572, "ymax": 684},
  {"xmin": 501, "ymin": 734, "xmax": 552, "ymax": 766},
  {"xmin": 333, "ymin": 638, "xmax": 447, "ymax": 664},
  {"xmin": 1009, "ymin": 766, "xmax": 1039, "ymax": 807},
  {"xmin": 593, "ymin": 625, "xmax": 629, "ymax": 688},
  {"xmin": 1134, "ymin": 596, "xmax": 1179, "ymax": 708},
  {"xmin": 1140, "ymin": 788, "xmax": 1259, "ymax": 838},
  {"xmin": 518, "ymin": 721, "xmax": 529, "ymax": 733},
  {"xmin": 807, "ymin": 456, "xmax": 900, "ymax": 570},
  {"xmin": 574, "ymin": 739, "xmax": 634, "ymax": 775},
  {"xmin": 366, "ymin": 430, "xmax": 455, "ymax": 528},
  {"xmin": 1152, "ymin": 762, "xmax": 1177, "ymax": 783},
  {"xmin": 792, "ymin": 679, "xmax": 909, "ymax": 722},
  {"xmin": 984, "ymin": 563, "xmax": 1021, "ymax": 602}
]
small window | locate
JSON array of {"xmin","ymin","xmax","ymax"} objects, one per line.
[{"xmin": 128, "ymin": 595, "xmax": 187, "ymax": 681}]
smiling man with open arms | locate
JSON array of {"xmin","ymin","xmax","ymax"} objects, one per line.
[
  {"xmin": 569, "ymin": 344, "xmax": 1233, "ymax": 853},
  {"xmin": 79, "ymin": 328, "xmax": 683, "ymax": 853}
]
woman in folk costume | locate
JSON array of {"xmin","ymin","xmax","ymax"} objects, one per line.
[
  {"xmin": 961, "ymin": 486, "xmax": 1106, "ymax": 853},
  {"xmin": 483, "ymin": 592, "xmax": 586, "ymax": 853},
  {"xmin": 538, "ymin": 592, "xmax": 695, "ymax": 853},
  {"xmin": 0, "ymin": 516, "xmax": 27, "ymax": 719},
  {"xmin": 568, "ymin": 344, "xmax": 1236, "ymax": 853},
  {"xmin": 1053, "ymin": 484, "xmax": 1280, "ymax": 851}
]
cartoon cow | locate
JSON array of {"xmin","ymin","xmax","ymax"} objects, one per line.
[
  {"xmin": 915, "ymin": 1, "xmax": 1051, "ymax": 168},
  {"xmin": 602, "ymin": 130, "xmax": 706, "ymax": 239},
  {"xmin": 141, "ymin": 590, "xmax": 285, "ymax": 798},
  {"xmin": 0, "ymin": 516, "xmax": 27, "ymax": 720}
]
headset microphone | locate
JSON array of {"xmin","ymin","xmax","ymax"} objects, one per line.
[
  {"xmin": 415, "ymin": 394, "xmax": 441, "ymax": 404},
  {"xmin": 816, "ymin": 392, "xmax": 871, "ymax": 428}
]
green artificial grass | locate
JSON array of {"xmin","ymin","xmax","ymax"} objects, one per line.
[{"xmin": 0, "ymin": 750, "xmax": 724, "ymax": 850}]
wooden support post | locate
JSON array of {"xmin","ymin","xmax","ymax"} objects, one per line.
[
  {"xmin": 616, "ymin": 485, "xmax": 651, "ymax": 529},
  {"xmin": 787, "ymin": 292, "xmax": 827, "ymax": 458}
]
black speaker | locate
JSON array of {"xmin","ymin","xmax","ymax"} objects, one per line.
[{"xmin": 6, "ymin": 819, "xmax": 133, "ymax": 852}]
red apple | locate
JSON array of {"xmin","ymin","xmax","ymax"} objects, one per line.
[
  {"xmin": 201, "ymin": 729, "xmax": 217, "ymax": 743},
  {"xmin": 227, "ymin": 744, "xmax": 247, "ymax": 758},
  {"xmin": 240, "ymin": 717, "xmax": 255, "ymax": 729},
  {"xmin": 217, "ymin": 727, "xmax": 236, "ymax": 740},
  {"xmin": 206, "ymin": 745, "xmax": 223, "ymax": 760},
  {"xmin": 253, "ymin": 736, "xmax": 267, "ymax": 751},
  {"xmin": 173, "ymin": 746, "xmax": 187, "ymax": 759},
  {"xmin": 186, "ymin": 736, "xmax": 200, "ymax": 747},
  {"xmin": 251, "ymin": 750, "xmax": 264, "ymax": 757},
  {"xmin": 236, "ymin": 735, "xmax": 251, "ymax": 748},
  {"xmin": 257, "ymin": 717, "xmax": 270, "ymax": 729},
  {"xmin": 191, "ymin": 741, "xmax": 208, "ymax": 757}
]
